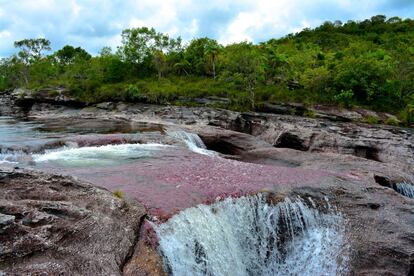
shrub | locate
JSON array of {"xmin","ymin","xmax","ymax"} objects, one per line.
[
  {"xmin": 334, "ymin": 89, "xmax": 354, "ymax": 108},
  {"xmin": 113, "ymin": 190, "xmax": 124, "ymax": 199},
  {"xmin": 363, "ymin": 115, "xmax": 379, "ymax": 124},
  {"xmin": 304, "ymin": 110, "xmax": 316, "ymax": 118},
  {"xmin": 125, "ymin": 84, "xmax": 141, "ymax": 101},
  {"xmin": 384, "ymin": 117, "xmax": 400, "ymax": 126}
]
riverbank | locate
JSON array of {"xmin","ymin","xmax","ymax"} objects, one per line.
[{"xmin": 0, "ymin": 90, "xmax": 413, "ymax": 275}]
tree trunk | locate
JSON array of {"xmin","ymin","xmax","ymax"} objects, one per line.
[
  {"xmin": 22, "ymin": 66, "xmax": 29, "ymax": 87},
  {"xmin": 213, "ymin": 60, "xmax": 216, "ymax": 80},
  {"xmin": 248, "ymin": 81, "xmax": 255, "ymax": 110}
]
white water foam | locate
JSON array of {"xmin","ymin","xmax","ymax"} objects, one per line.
[
  {"xmin": 0, "ymin": 150, "xmax": 29, "ymax": 165},
  {"xmin": 168, "ymin": 131, "xmax": 215, "ymax": 156},
  {"xmin": 154, "ymin": 194, "xmax": 349, "ymax": 276},
  {"xmin": 395, "ymin": 182, "xmax": 414, "ymax": 198},
  {"xmin": 32, "ymin": 143, "xmax": 168, "ymax": 167}
]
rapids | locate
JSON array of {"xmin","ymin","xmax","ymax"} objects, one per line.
[{"xmin": 32, "ymin": 143, "xmax": 168, "ymax": 167}]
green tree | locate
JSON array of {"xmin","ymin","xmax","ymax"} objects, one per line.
[
  {"xmin": 333, "ymin": 52, "xmax": 393, "ymax": 107},
  {"xmin": 0, "ymin": 57, "xmax": 26, "ymax": 90},
  {"xmin": 54, "ymin": 45, "xmax": 91, "ymax": 65},
  {"xmin": 184, "ymin": 38, "xmax": 221, "ymax": 76},
  {"xmin": 14, "ymin": 38, "xmax": 51, "ymax": 63},
  {"xmin": 204, "ymin": 39, "xmax": 222, "ymax": 80},
  {"xmin": 221, "ymin": 42, "xmax": 267, "ymax": 108},
  {"xmin": 301, "ymin": 66, "xmax": 333, "ymax": 96},
  {"xmin": 28, "ymin": 57, "xmax": 58, "ymax": 87},
  {"xmin": 117, "ymin": 27, "xmax": 181, "ymax": 77},
  {"xmin": 97, "ymin": 48, "xmax": 128, "ymax": 83},
  {"xmin": 391, "ymin": 47, "xmax": 414, "ymax": 108},
  {"xmin": 153, "ymin": 50, "xmax": 167, "ymax": 79},
  {"xmin": 173, "ymin": 59, "xmax": 191, "ymax": 76},
  {"xmin": 13, "ymin": 38, "xmax": 51, "ymax": 86}
]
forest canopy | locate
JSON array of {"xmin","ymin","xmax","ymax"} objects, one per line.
[{"xmin": 1, "ymin": 15, "xmax": 414, "ymax": 124}]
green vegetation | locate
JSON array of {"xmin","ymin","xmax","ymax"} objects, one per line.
[
  {"xmin": 1, "ymin": 15, "xmax": 414, "ymax": 125},
  {"xmin": 384, "ymin": 117, "xmax": 400, "ymax": 126},
  {"xmin": 362, "ymin": 115, "xmax": 380, "ymax": 124},
  {"xmin": 113, "ymin": 190, "xmax": 124, "ymax": 199}
]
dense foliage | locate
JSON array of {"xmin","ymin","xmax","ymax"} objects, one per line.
[{"xmin": 1, "ymin": 15, "xmax": 414, "ymax": 124}]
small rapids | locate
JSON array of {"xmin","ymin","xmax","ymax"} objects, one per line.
[
  {"xmin": 32, "ymin": 143, "xmax": 168, "ymax": 167},
  {"xmin": 154, "ymin": 194, "xmax": 349, "ymax": 276},
  {"xmin": 0, "ymin": 150, "xmax": 29, "ymax": 164},
  {"xmin": 395, "ymin": 182, "xmax": 414, "ymax": 198},
  {"xmin": 168, "ymin": 131, "xmax": 215, "ymax": 156}
]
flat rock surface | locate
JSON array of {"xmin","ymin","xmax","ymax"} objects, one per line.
[{"xmin": 34, "ymin": 148, "xmax": 333, "ymax": 220}]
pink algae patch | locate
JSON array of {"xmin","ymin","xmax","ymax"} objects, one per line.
[{"xmin": 36, "ymin": 148, "xmax": 331, "ymax": 220}]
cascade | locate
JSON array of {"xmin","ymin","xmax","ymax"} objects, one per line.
[
  {"xmin": 395, "ymin": 182, "xmax": 414, "ymax": 198},
  {"xmin": 168, "ymin": 131, "xmax": 215, "ymax": 156},
  {"xmin": 154, "ymin": 194, "xmax": 349, "ymax": 276}
]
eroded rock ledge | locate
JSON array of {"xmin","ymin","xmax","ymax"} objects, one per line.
[{"xmin": 0, "ymin": 168, "xmax": 146, "ymax": 275}]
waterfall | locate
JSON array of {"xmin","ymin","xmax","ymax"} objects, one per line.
[
  {"xmin": 395, "ymin": 182, "xmax": 414, "ymax": 198},
  {"xmin": 154, "ymin": 194, "xmax": 349, "ymax": 276},
  {"xmin": 168, "ymin": 131, "xmax": 215, "ymax": 156}
]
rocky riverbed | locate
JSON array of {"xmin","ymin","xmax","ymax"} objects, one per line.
[{"xmin": 0, "ymin": 90, "xmax": 413, "ymax": 275}]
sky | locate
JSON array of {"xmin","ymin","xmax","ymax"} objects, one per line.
[{"xmin": 0, "ymin": 0, "xmax": 413, "ymax": 57}]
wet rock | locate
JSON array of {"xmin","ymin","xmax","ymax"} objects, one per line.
[
  {"xmin": 231, "ymin": 112, "xmax": 414, "ymax": 173},
  {"xmin": 1, "ymin": 87, "xmax": 86, "ymax": 117},
  {"xmin": 1, "ymin": 94, "xmax": 413, "ymax": 275},
  {"xmin": 123, "ymin": 225, "xmax": 166, "ymax": 276},
  {"xmin": 96, "ymin": 102, "xmax": 117, "ymax": 110},
  {"xmin": 256, "ymin": 102, "xmax": 306, "ymax": 116},
  {"xmin": 280, "ymin": 181, "xmax": 414, "ymax": 276},
  {"xmin": 0, "ymin": 214, "xmax": 15, "ymax": 227},
  {"xmin": 239, "ymin": 146, "xmax": 412, "ymax": 186},
  {"xmin": 12, "ymin": 97, "xmax": 412, "ymax": 175},
  {"xmin": 11, "ymin": 87, "xmax": 84, "ymax": 110},
  {"xmin": 190, "ymin": 126, "xmax": 273, "ymax": 155},
  {"xmin": 175, "ymin": 96, "xmax": 230, "ymax": 107},
  {"xmin": 0, "ymin": 91, "xmax": 25, "ymax": 116},
  {"xmin": 0, "ymin": 169, "xmax": 146, "ymax": 275}
]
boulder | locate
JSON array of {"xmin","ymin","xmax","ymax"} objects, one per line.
[{"xmin": 0, "ymin": 169, "xmax": 146, "ymax": 275}]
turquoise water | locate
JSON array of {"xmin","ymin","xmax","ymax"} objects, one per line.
[
  {"xmin": 32, "ymin": 143, "xmax": 169, "ymax": 167},
  {"xmin": 0, "ymin": 116, "xmax": 166, "ymax": 166},
  {"xmin": 0, "ymin": 116, "xmax": 53, "ymax": 148}
]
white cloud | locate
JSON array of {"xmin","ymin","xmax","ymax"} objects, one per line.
[
  {"xmin": 186, "ymin": 19, "xmax": 199, "ymax": 37},
  {"xmin": 0, "ymin": 0, "xmax": 412, "ymax": 56},
  {"xmin": 218, "ymin": 0, "xmax": 336, "ymax": 44},
  {"xmin": 0, "ymin": 30, "xmax": 11, "ymax": 39},
  {"xmin": 220, "ymin": 12, "xmax": 256, "ymax": 44},
  {"xmin": 71, "ymin": 0, "xmax": 82, "ymax": 16}
]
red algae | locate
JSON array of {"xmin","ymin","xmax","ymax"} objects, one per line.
[{"xmin": 36, "ymin": 147, "xmax": 332, "ymax": 220}]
